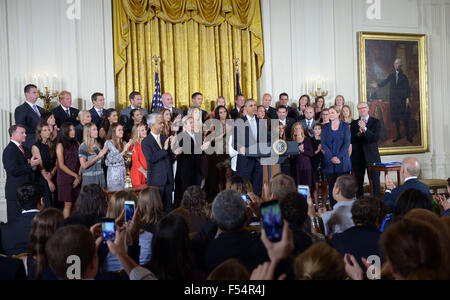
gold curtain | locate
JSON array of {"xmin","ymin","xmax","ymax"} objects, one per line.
[{"xmin": 113, "ymin": 0, "xmax": 264, "ymax": 111}]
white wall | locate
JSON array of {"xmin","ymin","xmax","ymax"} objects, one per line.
[
  {"xmin": 0, "ymin": 0, "xmax": 115, "ymax": 222},
  {"xmin": 259, "ymin": 0, "xmax": 450, "ymax": 180}
]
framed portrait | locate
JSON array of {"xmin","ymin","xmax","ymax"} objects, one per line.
[{"xmin": 358, "ymin": 32, "xmax": 429, "ymax": 155}]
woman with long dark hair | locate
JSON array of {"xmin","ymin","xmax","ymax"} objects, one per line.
[
  {"xmin": 32, "ymin": 124, "xmax": 57, "ymax": 208},
  {"xmin": 214, "ymin": 105, "xmax": 232, "ymax": 191},
  {"xmin": 40, "ymin": 112, "xmax": 58, "ymax": 142},
  {"xmin": 99, "ymin": 109, "xmax": 118, "ymax": 144},
  {"xmin": 104, "ymin": 123, "xmax": 132, "ymax": 189},
  {"xmin": 56, "ymin": 122, "xmax": 81, "ymax": 218}
]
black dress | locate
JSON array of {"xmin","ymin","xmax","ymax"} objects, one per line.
[
  {"xmin": 311, "ymin": 137, "xmax": 324, "ymax": 182},
  {"xmin": 33, "ymin": 141, "xmax": 57, "ymax": 208}
]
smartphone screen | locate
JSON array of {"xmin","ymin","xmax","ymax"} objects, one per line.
[
  {"xmin": 298, "ymin": 185, "xmax": 309, "ymax": 200},
  {"xmin": 125, "ymin": 201, "xmax": 135, "ymax": 223},
  {"xmin": 241, "ymin": 195, "xmax": 249, "ymax": 205},
  {"xmin": 102, "ymin": 219, "xmax": 115, "ymax": 243},
  {"xmin": 260, "ymin": 200, "xmax": 283, "ymax": 242}
]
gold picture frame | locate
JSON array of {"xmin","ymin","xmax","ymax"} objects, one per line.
[{"xmin": 358, "ymin": 32, "xmax": 429, "ymax": 155}]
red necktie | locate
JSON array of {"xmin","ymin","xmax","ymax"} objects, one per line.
[{"xmin": 19, "ymin": 145, "xmax": 25, "ymax": 157}]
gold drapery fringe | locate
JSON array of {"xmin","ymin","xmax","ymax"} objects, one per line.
[{"xmin": 113, "ymin": 0, "xmax": 264, "ymax": 111}]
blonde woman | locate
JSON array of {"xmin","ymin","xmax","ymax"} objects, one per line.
[
  {"xmin": 138, "ymin": 187, "xmax": 164, "ymax": 233},
  {"xmin": 340, "ymin": 105, "xmax": 353, "ymax": 124},
  {"xmin": 130, "ymin": 123, "xmax": 148, "ymax": 187},
  {"xmin": 334, "ymin": 95, "xmax": 345, "ymax": 112},
  {"xmin": 291, "ymin": 122, "xmax": 314, "ymax": 191},
  {"xmin": 187, "ymin": 106, "xmax": 204, "ymax": 134},
  {"xmin": 78, "ymin": 123, "xmax": 108, "ymax": 188},
  {"xmin": 104, "ymin": 190, "xmax": 153, "ymax": 272},
  {"xmin": 75, "ymin": 110, "xmax": 92, "ymax": 143}
]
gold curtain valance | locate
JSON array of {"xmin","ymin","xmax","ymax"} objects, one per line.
[{"xmin": 114, "ymin": 0, "xmax": 263, "ymax": 78}]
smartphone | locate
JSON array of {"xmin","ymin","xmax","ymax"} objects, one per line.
[
  {"xmin": 101, "ymin": 218, "xmax": 115, "ymax": 244},
  {"xmin": 259, "ymin": 200, "xmax": 284, "ymax": 242},
  {"xmin": 298, "ymin": 185, "xmax": 310, "ymax": 200},
  {"xmin": 241, "ymin": 195, "xmax": 250, "ymax": 205},
  {"xmin": 124, "ymin": 201, "xmax": 135, "ymax": 223}
]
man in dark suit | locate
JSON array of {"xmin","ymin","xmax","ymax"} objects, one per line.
[
  {"xmin": 262, "ymin": 93, "xmax": 278, "ymax": 119},
  {"xmin": 142, "ymin": 113, "xmax": 175, "ymax": 213},
  {"xmin": 371, "ymin": 58, "xmax": 412, "ymax": 143},
  {"xmin": 14, "ymin": 84, "xmax": 45, "ymax": 148},
  {"xmin": 233, "ymin": 99, "xmax": 264, "ymax": 197},
  {"xmin": 89, "ymin": 92, "xmax": 106, "ymax": 129},
  {"xmin": 0, "ymin": 255, "xmax": 27, "ymax": 280},
  {"xmin": 203, "ymin": 190, "xmax": 269, "ymax": 273},
  {"xmin": 120, "ymin": 91, "xmax": 149, "ymax": 126},
  {"xmin": 384, "ymin": 157, "xmax": 430, "ymax": 210},
  {"xmin": 351, "ymin": 102, "xmax": 382, "ymax": 198},
  {"xmin": 300, "ymin": 106, "xmax": 318, "ymax": 137},
  {"xmin": 183, "ymin": 92, "xmax": 209, "ymax": 122},
  {"xmin": 161, "ymin": 93, "xmax": 183, "ymax": 119},
  {"xmin": 1, "ymin": 183, "xmax": 44, "ymax": 256},
  {"xmin": 2, "ymin": 125, "xmax": 41, "ymax": 222},
  {"xmin": 51, "ymin": 90, "xmax": 80, "ymax": 127},
  {"xmin": 277, "ymin": 106, "xmax": 296, "ymax": 140},
  {"xmin": 279, "ymin": 93, "xmax": 298, "ymax": 120},
  {"xmin": 230, "ymin": 94, "xmax": 246, "ymax": 120}
]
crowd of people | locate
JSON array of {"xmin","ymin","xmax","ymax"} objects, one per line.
[{"xmin": 0, "ymin": 83, "xmax": 449, "ymax": 280}]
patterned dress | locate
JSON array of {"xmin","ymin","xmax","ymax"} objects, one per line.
[
  {"xmin": 79, "ymin": 143, "xmax": 106, "ymax": 188},
  {"xmin": 104, "ymin": 140, "xmax": 126, "ymax": 190}
]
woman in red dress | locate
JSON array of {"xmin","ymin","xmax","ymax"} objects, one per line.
[{"xmin": 130, "ymin": 123, "xmax": 148, "ymax": 187}]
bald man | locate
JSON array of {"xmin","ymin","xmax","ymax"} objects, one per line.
[
  {"xmin": 261, "ymin": 93, "xmax": 277, "ymax": 119},
  {"xmin": 383, "ymin": 157, "xmax": 430, "ymax": 210},
  {"xmin": 162, "ymin": 93, "xmax": 183, "ymax": 119}
]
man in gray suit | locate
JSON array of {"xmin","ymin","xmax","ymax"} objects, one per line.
[
  {"xmin": 162, "ymin": 93, "xmax": 183, "ymax": 120},
  {"xmin": 120, "ymin": 91, "xmax": 149, "ymax": 125},
  {"xmin": 300, "ymin": 106, "xmax": 318, "ymax": 137}
]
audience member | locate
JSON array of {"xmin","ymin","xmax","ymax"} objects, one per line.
[
  {"xmin": 138, "ymin": 187, "xmax": 164, "ymax": 234},
  {"xmin": 3, "ymin": 125, "xmax": 40, "ymax": 221},
  {"xmin": 330, "ymin": 196, "xmax": 388, "ymax": 268},
  {"xmin": 15, "ymin": 84, "xmax": 45, "ymax": 148},
  {"xmin": 321, "ymin": 106, "xmax": 351, "ymax": 207},
  {"xmin": 384, "ymin": 157, "xmax": 430, "ymax": 210},
  {"xmin": 207, "ymin": 259, "xmax": 250, "ymax": 280},
  {"xmin": 311, "ymin": 123, "xmax": 327, "ymax": 209},
  {"xmin": 125, "ymin": 108, "xmax": 144, "ymax": 138},
  {"xmin": 0, "ymin": 255, "xmax": 27, "ymax": 280},
  {"xmin": 158, "ymin": 108, "xmax": 173, "ymax": 137},
  {"xmin": 297, "ymin": 95, "xmax": 311, "ymax": 121},
  {"xmin": 56, "ymin": 123, "xmax": 81, "ymax": 218},
  {"xmin": 213, "ymin": 105, "xmax": 232, "ymax": 192},
  {"xmin": 277, "ymin": 106, "xmax": 295, "ymax": 139},
  {"xmin": 40, "ymin": 112, "xmax": 58, "ymax": 142},
  {"xmin": 433, "ymin": 177, "xmax": 450, "ymax": 216},
  {"xmin": 231, "ymin": 94, "xmax": 246, "ymax": 120},
  {"xmin": 334, "ymin": 95, "xmax": 345, "ymax": 112},
  {"xmin": 162, "ymin": 93, "xmax": 183, "ymax": 120},
  {"xmin": 317, "ymin": 175, "xmax": 358, "ymax": 237},
  {"xmin": 104, "ymin": 123, "xmax": 132, "ymax": 190},
  {"xmin": 351, "ymin": 102, "xmax": 382, "ymax": 198},
  {"xmin": 392, "ymin": 188, "xmax": 432, "ymax": 222},
  {"xmin": 278, "ymin": 93, "xmax": 298, "ymax": 120},
  {"xmin": 313, "ymin": 96, "xmax": 325, "ymax": 121},
  {"xmin": 89, "ymin": 92, "xmax": 106, "ymax": 129},
  {"xmin": 130, "ymin": 124, "xmax": 148, "ymax": 187},
  {"xmin": 279, "ymin": 192, "xmax": 313, "ymax": 255},
  {"xmin": 380, "ymin": 218, "xmax": 448, "ymax": 280},
  {"xmin": 52, "ymin": 91, "xmax": 80, "ymax": 128},
  {"xmin": 294, "ymin": 242, "xmax": 346, "ymax": 280},
  {"xmin": 203, "ymin": 190, "xmax": 269, "ymax": 273},
  {"xmin": 32, "ymin": 123, "xmax": 57, "ymax": 208},
  {"xmin": 181, "ymin": 186, "xmax": 209, "ymax": 233},
  {"xmin": 261, "ymin": 93, "xmax": 277, "ymax": 119},
  {"xmin": 301, "ymin": 106, "xmax": 317, "ymax": 137},
  {"xmin": 79, "ymin": 123, "xmax": 108, "ymax": 188},
  {"xmin": 321, "ymin": 108, "xmax": 330, "ymax": 125},
  {"xmin": 74, "ymin": 184, "xmax": 108, "ymax": 220},
  {"xmin": 25, "ymin": 208, "xmax": 63, "ymax": 280},
  {"xmin": 1, "ymin": 183, "xmax": 44, "ymax": 256},
  {"xmin": 146, "ymin": 214, "xmax": 204, "ymax": 280}
]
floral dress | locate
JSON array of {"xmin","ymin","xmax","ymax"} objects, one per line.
[{"xmin": 104, "ymin": 140, "xmax": 126, "ymax": 190}]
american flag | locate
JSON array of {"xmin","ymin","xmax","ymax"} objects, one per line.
[
  {"xmin": 151, "ymin": 72, "xmax": 163, "ymax": 112},
  {"xmin": 235, "ymin": 70, "xmax": 242, "ymax": 98}
]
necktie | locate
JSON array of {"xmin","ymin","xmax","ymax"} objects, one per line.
[
  {"xmin": 66, "ymin": 109, "xmax": 70, "ymax": 117},
  {"xmin": 307, "ymin": 120, "xmax": 311, "ymax": 129},
  {"xmin": 19, "ymin": 145, "xmax": 25, "ymax": 157},
  {"xmin": 33, "ymin": 105, "xmax": 41, "ymax": 117},
  {"xmin": 98, "ymin": 110, "xmax": 103, "ymax": 118},
  {"xmin": 396, "ymin": 71, "xmax": 399, "ymax": 85},
  {"xmin": 156, "ymin": 135, "xmax": 162, "ymax": 149}
]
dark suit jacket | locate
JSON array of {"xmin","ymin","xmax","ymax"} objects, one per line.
[
  {"xmin": 175, "ymin": 131, "xmax": 204, "ymax": 188},
  {"xmin": 141, "ymin": 133, "xmax": 174, "ymax": 187},
  {"xmin": 52, "ymin": 105, "xmax": 80, "ymax": 127},
  {"xmin": 14, "ymin": 102, "xmax": 45, "ymax": 147},
  {"xmin": 301, "ymin": 119, "xmax": 318, "ymax": 137},
  {"xmin": 2, "ymin": 142, "xmax": 34, "ymax": 221},
  {"xmin": 321, "ymin": 122, "xmax": 352, "ymax": 174},
  {"xmin": 330, "ymin": 225, "xmax": 383, "ymax": 268},
  {"xmin": 287, "ymin": 106, "xmax": 299, "ymax": 120},
  {"xmin": 1, "ymin": 212, "xmax": 38, "ymax": 256},
  {"xmin": 89, "ymin": 107, "xmax": 104, "ymax": 129},
  {"xmin": 267, "ymin": 107, "xmax": 278, "ymax": 119},
  {"xmin": 383, "ymin": 178, "xmax": 431, "ymax": 210},
  {"xmin": 203, "ymin": 231, "xmax": 269, "ymax": 273},
  {"xmin": 0, "ymin": 255, "xmax": 27, "ymax": 280},
  {"xmin": 230, "ymin": 107, "xmax": 241, "ymax": 120},
  {"xmin": 351, "ymin": 117, "xmax": 381, "ymax": 166}
]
